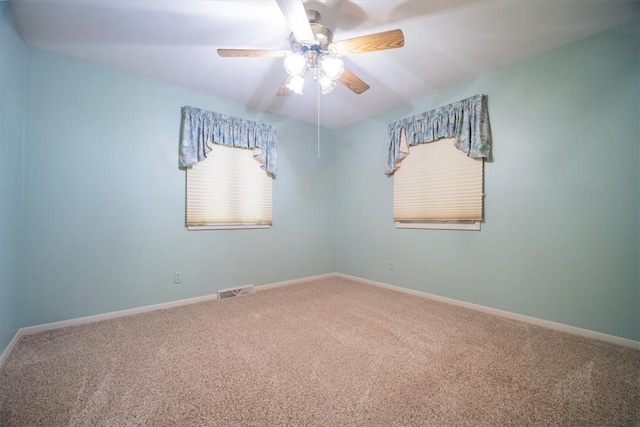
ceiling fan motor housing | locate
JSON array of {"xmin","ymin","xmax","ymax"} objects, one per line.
[{"xmin": 289, "ymin": 10, "xmax": 334, "ymax": 55}]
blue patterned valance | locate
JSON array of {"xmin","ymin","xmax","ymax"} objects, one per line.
[
  {"xmin": 179, "ymin": 106, "xmax": 277, "ymax": 176},
  {"xmin": 386, "ymin": 94, "xmax": 490, "ymax": 175}
]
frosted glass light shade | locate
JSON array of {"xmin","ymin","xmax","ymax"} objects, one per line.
[
  {"xmin": 319, "ymin": 55, "xmax": 344, "ymax": 80},
  {"xmin": 319, "ymin": 74, "xmax": 336, "ymax": 94},
  {"xmin": 284, "ymin": 54, "xmax": 306, "ymax": 76},
  {"xmin": 287, "ymin": 75, "xmax": 305, "ymax": 94}
]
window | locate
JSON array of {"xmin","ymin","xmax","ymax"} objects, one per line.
[
  {"xmin": 186, "ymin": 144, "xmax": 273, "ymax": 230},
  {"xmin": 393, "ymin": 138, "xmax": 484, "ymax": 230},
  {"xmin": 386, "ymin": 95, "xmax": 490, "ymax": 230}
]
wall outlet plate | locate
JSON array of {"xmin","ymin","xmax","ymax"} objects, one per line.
[{"xmin": 174, "ymin": 272, "xmax": 183, "ymax": 284}]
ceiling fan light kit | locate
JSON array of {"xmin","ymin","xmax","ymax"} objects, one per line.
[
  {"xmin": 284, "ymin": 50, "xmax": 344, "ymax": 95},
  {"xmin": 217, "ymin": 0, "xmax": 405, "ymax": 97}
]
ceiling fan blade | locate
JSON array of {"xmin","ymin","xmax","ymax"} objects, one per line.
[
  {"xmin": 329, "ymin": 29, "xmax": 405, "ymax": 56},
  {"xmin": 276, "ymin": 0, "xmax": 315, "ymax": 44},
  {"xmin": 276, "ymin": 76, "xmax": 293, "ymax": 97},
  {"xmin": 217, "ymin": 49, "xmax": 290, "ymax": 58},
  {"xmin": 338, "ymin": 69, "xmax": 370, "ymax": 95}
]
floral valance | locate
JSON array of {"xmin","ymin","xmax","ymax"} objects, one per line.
[
  {"xmin": 386, "ymin": 94, "xmax": 490, "ymax": 175},
  {"xmin": 179, "ymin": 106, "xmax": 277, "ymax": 176}
]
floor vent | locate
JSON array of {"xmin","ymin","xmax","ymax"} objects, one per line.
[{"xmin": 218, "ymin": 285, "xmax": 255, "ymax": 300}]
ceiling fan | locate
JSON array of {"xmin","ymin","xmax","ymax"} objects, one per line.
[{"xmin": 217, "ymin": 0, "xmax": 405, "ymax": 96}]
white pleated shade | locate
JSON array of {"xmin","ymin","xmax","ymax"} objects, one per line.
[
  {"xmin": 187, "ymin": 144, "xmax": 272, "ymax": 227},
  {"xmin": 394, "ymin": 138, "xmax": 484, "ymax": 221}
]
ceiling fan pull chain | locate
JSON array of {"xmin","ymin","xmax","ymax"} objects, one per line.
[{"xmin": 317, "ymin": 73, "xmax": 321, "ymax": 159}]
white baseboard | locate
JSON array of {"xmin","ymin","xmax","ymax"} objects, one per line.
[
  {"xmin": 255, "ymin": 272, "xmax": 337, "ymax": 292},
  {"xmin": 336, "ymin": 273, "xmax": 640, "ymax": 350},
  {"xmin": 19, "ymin": 293, "xmax": 220, "ymax": 336},
  {"xmin": 0, "ymin": 329, "xmax": 24, "ymax": 368}
]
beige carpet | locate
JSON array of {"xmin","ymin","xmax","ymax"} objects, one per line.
[{"xmin": 1, "ymin": 277, "xmax": 639, "ymax": 426}]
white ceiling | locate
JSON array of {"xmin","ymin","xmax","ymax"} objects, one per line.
[{"xmin": 10, "ymin": 0, "xmax": 639, "ymax": 129}]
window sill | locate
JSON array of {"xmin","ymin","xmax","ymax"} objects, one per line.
[
  {"xmin": 187, "ymin": 224, "xmax": 271, "ymax": 230},
  {"xmin": 395, "ymin": 221, "xmax": 481, "ymax": 231}
]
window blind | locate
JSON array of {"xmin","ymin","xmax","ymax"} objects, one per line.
[
  {"xmin": 393, "ymin": 138, "xmax": 483, "ymax": 222},
  {"xmin": 187, "ymin": 144, "xmax": 273, "ymax": 227}
]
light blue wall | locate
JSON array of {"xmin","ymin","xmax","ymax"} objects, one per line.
[
  {"xmin": 335, "ymin": 23, "xmax": 640, "ymax": 340},
  {"xmin": 3, "ymin": 12, "xmax": 639, "ymax": 345},
  {"xmin": 20, "ymin": 49, "xmax": 336, "ymax": 327},
  {"xmin": 0, "ymin": 3, "xmax": 26, "ymax": 354}
]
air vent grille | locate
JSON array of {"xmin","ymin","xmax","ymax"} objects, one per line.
[{"xmin": 218, "ymin": 285, "xmax": 255, "ymax": 299}]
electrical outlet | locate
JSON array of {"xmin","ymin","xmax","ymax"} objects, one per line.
[
  {"xmin": 174, "ymin": 272, "xmax": 183, "ymax": 284},
  {"xmin": 388, "ymin": 262, "xmax": 395, "ymax": 271}
]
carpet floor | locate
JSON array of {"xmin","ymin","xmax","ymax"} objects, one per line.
[{"xmin": 1, "ymin": 277, "xmax": 639, "ymax": 426}]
